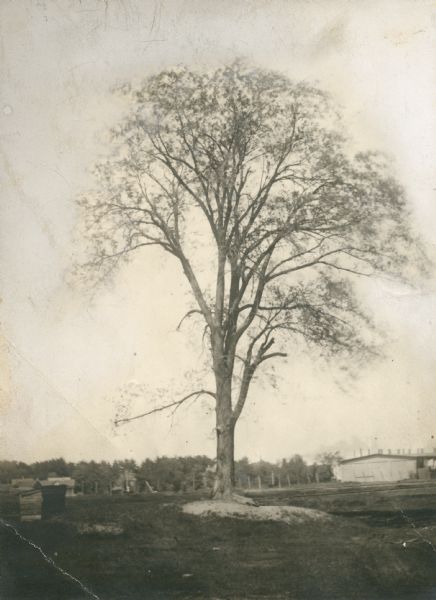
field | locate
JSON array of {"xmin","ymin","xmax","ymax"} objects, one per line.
[{"xmin": 2, "ymin": 482, "xmax": 436, "ymax": 599}]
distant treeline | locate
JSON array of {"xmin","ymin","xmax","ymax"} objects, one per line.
[{"xmin": 0, "ymin": 452, "xmax": 341, "ymax": 493}]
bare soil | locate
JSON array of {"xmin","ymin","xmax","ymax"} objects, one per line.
[{"xmin": 183, "ymin": 500, "xmax": 330, "ymax": 523}]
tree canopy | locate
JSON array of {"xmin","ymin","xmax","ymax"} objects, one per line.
[{"xmin": 79, "ymin": 62, "xmax": 417, "ymax": 496}]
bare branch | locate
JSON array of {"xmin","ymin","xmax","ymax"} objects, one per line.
[
  {"xmin": 176, "ymin": 309, "xmax": 204, "ymax": 331},
  {"xmin": 114, "ymin": 389, "xmax": 216, "ymax": 426},
  {"xmin": 257, "ymin": 351, "xmax": 287, "ymax": 364}
]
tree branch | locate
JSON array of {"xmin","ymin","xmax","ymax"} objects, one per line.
[
  {"xmin": 114, "ymin": 389, "xmax": 216, "ymax": 426},
  {"xmin": 176, "ymin": 309, "xmax": 204, "ymax": 331}
]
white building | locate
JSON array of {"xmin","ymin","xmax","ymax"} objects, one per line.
[
  {"xmin": 336, "ymin": 452, "xmax": 436, "ymax": 483},
  {"xmin": 45, "ymin": 476, "xmax": 76, "ymax": 497}
]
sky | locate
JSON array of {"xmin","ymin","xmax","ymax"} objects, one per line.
[{"xmin": 0, "ymin": 0, "xmax": 435, "ymax": 465}]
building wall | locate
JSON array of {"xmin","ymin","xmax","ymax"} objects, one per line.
[{"xmin": 338, "ymin": 456, "xmax": 417, "ymax": 482}]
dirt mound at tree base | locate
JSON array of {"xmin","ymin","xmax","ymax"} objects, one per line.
[{"xmin": 183, "ymin": 500, "xmax": 331, "ymax": 523}]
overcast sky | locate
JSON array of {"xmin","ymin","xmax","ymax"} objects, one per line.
[{"xmin": 1, "ymin": 0, "xmax": 435, "ymax": 465}]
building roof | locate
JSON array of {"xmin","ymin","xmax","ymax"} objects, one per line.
[
  {"xmin": 46, "ymin": 477, "xmax": 75, "ymax": 487},
  {"xmin": 39, "ymin": 478, "xmax": 74, "ymax": 488},
  {"xmin": 11, "ymin": 478, "xmax": 36, "ymax": 488},
  {"xmin": 340, "ymin": 453, "xmax": 436, "ymax": 464}
]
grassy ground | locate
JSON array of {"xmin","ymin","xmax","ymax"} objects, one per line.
[{"xmin": 2, "ymin": 483, "xmax": 436, "ymax": 599}]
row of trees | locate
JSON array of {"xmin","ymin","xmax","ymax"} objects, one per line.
[
  {"xmin": 0, "ymin": 458, "xmax": 73, "ymax": 482},
  {"xmin": 0, "ymin": 452, "xmax": 341, "ymax": 493},
  {"xmin": 236, "ymin": 453, "xmax": 341, "ymax": 488}
]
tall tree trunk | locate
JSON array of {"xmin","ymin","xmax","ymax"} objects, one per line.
[
  {"xmin": 213, "ymin": 420, "xmax": 235, "ymax": 497},
  {"xmin": 212, "ymin": 367, "xmax": 236, "ymax": 497},
  {"xmin": 211, "ymin": 329, "xmax": 236, "ymax": 498}
]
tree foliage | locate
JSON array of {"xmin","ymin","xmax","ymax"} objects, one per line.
[{"xmin": 78, "ymin": 62, "xmax": 417, "ymax": 494}]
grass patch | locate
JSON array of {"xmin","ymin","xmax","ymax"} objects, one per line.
[{"xmin": 2, "ymin": 485, "xmax": 436, "ymax": 599}]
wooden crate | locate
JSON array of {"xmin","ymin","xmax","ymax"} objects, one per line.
[{"xmin": 19, "ymin": 489, "xmax": 42, "ymax": 522}]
